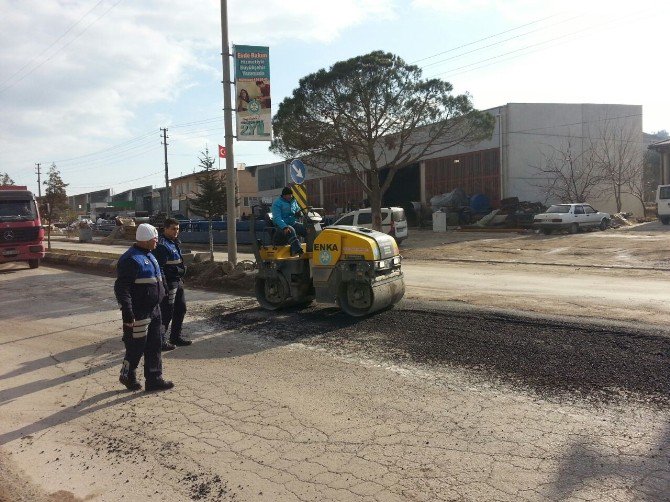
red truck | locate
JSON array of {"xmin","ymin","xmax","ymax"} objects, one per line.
[{"xmin": 0, "ymin": 186, "xmax": 45, "ymax": 269}]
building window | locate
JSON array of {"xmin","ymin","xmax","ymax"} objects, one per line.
[{"xmin": 258, "ymin": 164, "xmax": 285, "ymax": 191}]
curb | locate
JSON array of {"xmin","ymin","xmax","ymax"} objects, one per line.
[{"xmin": 44, "ymin": 251, "xmax": 117, "ymax": 272}]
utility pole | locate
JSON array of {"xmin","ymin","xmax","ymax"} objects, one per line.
[
  {"xmin": 161, "ymin": 128, "xmax": 171, "ymax": 217},
  {"xmin": 35, "ymin": 163, "xmax": 42, "ymax": 199},
  {"xmin": 220, "ymin": 0, "xmax": 237, "ymax": 264}
]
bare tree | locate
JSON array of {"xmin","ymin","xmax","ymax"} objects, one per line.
[
  {"xmin": 590, "ymin": 119, "xmax": 642, "ymax": 213},
  {"xmin": 625, "ymin": 159, "xmax": 651, "ymax": 217},
  {"xmin": 531, "ymin": 139, "xmax": 603, "ymax": 203}
]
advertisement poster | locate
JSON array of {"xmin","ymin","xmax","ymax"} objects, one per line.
[{"xmin": 234, "ymin": 45, "xmax": 271, "ymax": 141}]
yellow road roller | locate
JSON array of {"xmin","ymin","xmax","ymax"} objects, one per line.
[{"xmin": 250, "ymin": 188, "xmax": 405, "ymax": 317}]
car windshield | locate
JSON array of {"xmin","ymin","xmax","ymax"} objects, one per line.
[
  {"xmin": 0, "ymin": 200, "xmax": 37, "ymax": 221},
  {"xmin": 545, "ymin": 205, "xmax": 571, "ymax": 214}
]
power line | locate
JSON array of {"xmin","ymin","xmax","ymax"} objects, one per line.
[
  {"xmin": 58, "ymin": 144, "xmax": 162, "ymax": 174},
  {"xmin": 51, "ymin": 115, "xmax": 225, "ymax": 166},
  {"xmin": 54, "ymin": 130, "xmax": 156, "ymax": 164},
  {"xmin": 67, "ymin": 169, "xmax": 163, "ymax": 190},
  {"xmin": 419, "ymin": 15, "xmax": 578, "ymax": 70},
  {"xmin": 413, "ymin": 14, "xmax": 564, "ymax": 67},
  {"xmin": 427, "ymin": 7, "xmax": 652, "ymax": 81},
  {"xmin": 169, "ymin": 116, "xmax": 225, "ymax": 129}
]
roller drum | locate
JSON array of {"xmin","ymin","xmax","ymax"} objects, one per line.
[{"xmin": 339, "ymin": 273, "xmax": 405, "ymax": 317}]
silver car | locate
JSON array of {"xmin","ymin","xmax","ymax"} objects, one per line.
[{"xmin": 533, "ymin": 204, "xmax": 610, "ymax": 235}]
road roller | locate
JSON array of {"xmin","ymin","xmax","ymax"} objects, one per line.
[{"xmin": 250, "ymin": 188, "xmax": 405, "ymax": 317}]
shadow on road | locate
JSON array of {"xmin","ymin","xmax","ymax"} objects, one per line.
[
  {"xmin": 550, "ymin": 421, "xmax": 670, "ymax": 500},
  {"xmin": 0, "ymin": 390, "xmax": 143, "ymax": 445}
]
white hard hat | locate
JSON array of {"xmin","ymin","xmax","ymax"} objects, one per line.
[{"xmin": 135, "ymin": 223, "xmax": 158, "ymax": 241}]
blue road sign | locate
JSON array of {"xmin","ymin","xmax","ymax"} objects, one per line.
[{"xmin": 290, "ymin": 159, "xmax": 306, "ymax": 184}]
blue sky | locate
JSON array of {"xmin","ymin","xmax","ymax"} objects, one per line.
[{"xmin": 1, "ymin": 0, "xmax": 668, "ymax": 196}]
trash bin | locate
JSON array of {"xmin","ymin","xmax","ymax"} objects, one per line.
[
  {"xmin": 79, "ymin": 226, "xmax": 93, "ymax": 243},
  {"xmin": 432, "ymin": 211, "xmax": 447, "ymax": 232}
]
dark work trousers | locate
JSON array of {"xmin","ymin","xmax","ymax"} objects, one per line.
[
  {"xmin": 120, "ymin": 306, "xmax": 163, "ymax": 383},
  {"xmin": 160, "ymin": 282, "xmax": 186, "ymax": 342},
  {"xmin": 285, "ymin": 222, "xmax": 306, "ymax": 255}
]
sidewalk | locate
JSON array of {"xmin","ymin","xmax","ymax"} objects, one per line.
[{"xmin": 47, "ymin": 235, "xmax": 255, "ymax": 262}]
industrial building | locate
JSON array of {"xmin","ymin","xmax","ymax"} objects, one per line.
[
  {"xmin": 250, "ymin": 103, "xmax": 644, "ymax": 217},
  {"xmin": 170, "ymin": 167, "xmax": 256, "ymax": 218}
]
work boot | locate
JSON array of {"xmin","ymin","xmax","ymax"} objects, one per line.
[
  {"xmin": 119, "ymin": 374, "xmax": 142, "ymax": 391},
  {"xmin": 161, "ymin": 341, "xmax": 176, "ymax": 351},
  {"xmin": 145, "ymin": 379, "xmax": 174, "ymax": 392},
  {"xmin": 170, "ymin": 337, "xmax": 192, "ymax": 347}
]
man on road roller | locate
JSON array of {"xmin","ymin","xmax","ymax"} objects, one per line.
[
  {"xmin": 251, "ymin": 184, "xmax": 405, "ymax": 317},
  {"xmin": 271, "ymin": 186, "xmax": 306, "ymax": 257}
]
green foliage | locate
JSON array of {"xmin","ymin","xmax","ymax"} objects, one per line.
[
  {"xmin": 41, "ymin": 163, "xmax": 68, "ymax": 222},
  {"xmin": 271, "ymin": 50, "xmax": 494, "ymax": 177},
  {"xmin": 189, "ymin": 147, "xmax": 228, "ymax": 219},
  {"xmin": 0, "ymin": 172, "xmax": 15, "ymax": 185},
  {"xmin": 270, "ymin": 50, "xmax": 494, "ymax": 229}
]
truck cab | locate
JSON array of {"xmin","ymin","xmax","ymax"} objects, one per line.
[{"xmin": 0, "ymin": 186, "xmax": 45, "ymax": 268}]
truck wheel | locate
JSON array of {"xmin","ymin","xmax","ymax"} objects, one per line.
[
  {"xmin": 599, "ymin": 218, "xmax": 609, "ymax": 231},
  {"xmin": 542, "ymin": 228, "xmax": 552, "ymax": 235},
  {"xmin": 28, "ymin": 259, "xmax": 40, "ymax": 269},
  {"xmin": 662, "ymin": 217, "xmax": 670, "ymax": 225},
  {"xmin": 569, "ymin": 223, "xmax": 578, "ymax": 234}
]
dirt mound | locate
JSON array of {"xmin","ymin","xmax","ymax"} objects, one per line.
[{"xmin": 186, "ymin": 261, "xmax": 255, "ymax": 294}]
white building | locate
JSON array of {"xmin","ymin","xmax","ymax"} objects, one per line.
[{"xmin": 250, "ymin": 103, "xmax": 643, "ymax": 216}]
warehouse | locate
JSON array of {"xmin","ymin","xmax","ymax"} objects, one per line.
[{"xmin": 250, "ymin": 103, "xmax": 643, "ymax": 217}]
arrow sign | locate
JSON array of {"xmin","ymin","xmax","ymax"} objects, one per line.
[{"xmin": 290, "ymin": 159, "xmax": 306, "ymax": 184}]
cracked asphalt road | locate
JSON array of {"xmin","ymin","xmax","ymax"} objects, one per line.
[{"xmin": 1, "ymin": 265, "xmax": 669, "ymax": 501}]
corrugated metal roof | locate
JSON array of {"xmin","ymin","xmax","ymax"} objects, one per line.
[{"xmin": 649, "ymin": 138, "xmax": 670, "ymax": 151}]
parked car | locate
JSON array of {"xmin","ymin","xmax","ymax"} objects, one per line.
[
  {"xmin": 332, "ymin": 207, "xmax": 408, "ymax": 243},
  {"xmin": 532, "ymin": 203, "xmax": 610, "ymax": 235},
  {"xmin": 655, "ymin": 184, "xmax": 670, "ymax": 224}
]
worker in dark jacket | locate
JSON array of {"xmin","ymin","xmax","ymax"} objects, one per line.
[
  {"xmin": 154, "ymin": 218, "xmax": 192, "ymax": 350},
  {"xmin": 114, "ymin": 223, "xmax": 174, "ymax": 392}
]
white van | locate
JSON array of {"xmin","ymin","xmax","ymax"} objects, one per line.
[
  {"xmin": 656, "ymin": 185, "xmax": 670, "ymax": 224},
  {"xmin": 333, "ymin": 207, "xmax": 408, "ymax": 244}
]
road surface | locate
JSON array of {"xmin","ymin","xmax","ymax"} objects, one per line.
[
  {"xmin": 1, "ymin": 265, "xmax": 668, "ymax": 501},
  {"xmin": 48, "ymin": 235, "xmax": 670, "ymax": 326}
]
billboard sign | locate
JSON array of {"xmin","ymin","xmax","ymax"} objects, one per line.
[{"xmin": 234, "ymin": 45, "xmax": 271, "ymax": 141}]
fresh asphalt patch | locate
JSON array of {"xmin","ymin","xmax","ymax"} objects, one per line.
[{"xmin": 196, "ymin": 300, "xmax": 670, "ymax": 407}]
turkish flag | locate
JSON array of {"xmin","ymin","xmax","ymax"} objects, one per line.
[{"xmin": 218, "ymin": 145, "xmax": 227, "ymax": 158}]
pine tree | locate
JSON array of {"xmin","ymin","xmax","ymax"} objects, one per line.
[
  {"xmin": 41, "ymin": 163, "xmax": 69, "ymax": 250},
  {"xmin": 189, "ymin": 147, "xmax": 227, "ymax": 261}
]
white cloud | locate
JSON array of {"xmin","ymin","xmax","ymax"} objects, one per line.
[{"xmin": 0, "ymin": 0, "xmax": 397, "ymax": 187}]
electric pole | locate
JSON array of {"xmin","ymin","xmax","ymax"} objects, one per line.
[
  {"xmin": 220, "ymin": 0, "xmax": 237, "ymax": 265},
  {"xmin": 161, "ymin": 128, "xmax": 171, "ymax": 217},
  {"xmin": 35, "ymin": 162, "xmax": 42, "ymax": 199}
]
